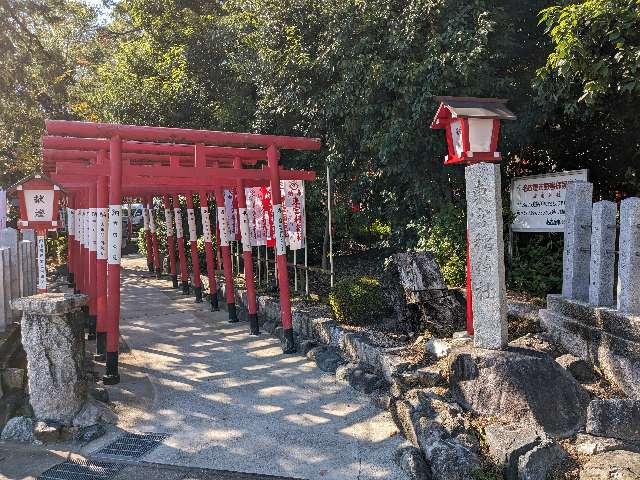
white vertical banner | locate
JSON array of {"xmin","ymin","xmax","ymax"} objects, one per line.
[
  {"xmin": 97, "ymin": 208, "xmax": 108, "ymax": 260},
  {"xmin": 89, "ymin": 208, "xmax": 97, "ymax": 252},
  {"xmin": 164, "ymin": 207, "xmax": 174, "ymax": 237},
  {"xmin": 246, "ymin": 187, "xmax": 267, "ymax": 246},
  {"xmin": 174, "ymin": 207, "xmax": 184, "ymax": 239},
  {"xmin": 37, "ymin": 235, "xmax": 46, "ymax": 290},
  {"xmin": 272, "ymin": 204, "xmax": 286, "ymax": 255},
  {"xmin": 217, "ymin": 206, "xmax": 230, "ymax": 246},
  {"xmin": 82, "ymin": 209, "xmax": 88, "ymax": 248},
  {"xmin": 224, "ymin": 189, "xmax": 236, "ymax": 240},
  {"xmin": 238, "ymin": 207, "xmax": 251, "ymax": 252},
  {"xmin": 0, "ymin": 190, "xmax": 7, "ymax": 230},
  {"xmin": 187, "ymin": 208, "xmax": 197, "ymax": 242},
  {"xmin": 107, "ymin": 205, "xmax": 122, "ymax": 265},
  {"xmin": 283, "ymin": 180, "xmax": 306, "ymax": 250},
  {"xmin": 67, "ymin": 208, "xmax": 75, "ymax": 238},
  {"xmin": 201, "ymin": 206, "xmax": 212, "ymax": 243},
  {"xmin": 149, "ymin": 206, "xmax": 156, "ymax": 234},
  {"xmin": 142, "ymin": 206, "xmax": 150, "ymax": 232}
]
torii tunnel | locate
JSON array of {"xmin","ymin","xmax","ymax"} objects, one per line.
[{"xmin": 43, "ymin": 120, "xmax": 320, "ymax": 385}]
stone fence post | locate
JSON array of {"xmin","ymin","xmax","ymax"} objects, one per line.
[
  {"xmin": 589, "ymin": 200, "xmax": 617, "ymax": 307},
  {"xmin": 562, "ymin": 181, "xmax": 593, "ymax": 302},
  {"xmin": 11, "ymin": 293, "xmax": 88, "ymax": 424},
  {"xmin": 617, "ymin": 198, "xmax": 640, "ymax": 315},
  {"xmin": 0, "ymin": 228, "xmax": 19, "ymax": 318},
  {"xmin": 0, "ymin": 248, "xmax": 9, "ymax": 330}
]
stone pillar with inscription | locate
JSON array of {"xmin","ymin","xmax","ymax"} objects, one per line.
[
  {"xmin": 589, "ymin": 200, "xmax": 617, "ymax": 306},
  {"xmin": 465, "ymin": 162, "xmax": 508, "ymax": 350},
  {"xmin": 562, "ymin": 181, "xmax": 593, "ymax": 302},
  {"xmin": 617, "ymin": 197, "xmax": 640, "ymax": 315}
]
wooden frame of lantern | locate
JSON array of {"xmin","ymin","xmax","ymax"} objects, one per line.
[
  {"xmin": 13, "ymin": 174, "xmax": 65, "ymax": 293},
  {"xmin": 430, "ymin": 96, "xmax": 516, "ymax": 334}
]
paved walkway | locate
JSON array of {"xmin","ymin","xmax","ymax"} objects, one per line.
[{"xmin": 93, "ymin": 255, "xmax": 403, "ymax": 480}]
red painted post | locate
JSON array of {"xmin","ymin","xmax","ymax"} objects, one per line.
[
  {"xmin": 95, "ymin": 170, "xmax": 109, "ymax": 360},
  {"xmin": 214, "ymin": 186, "xmax": 238, "ymax": 322},
  {"xmin": 185, "ymin": 194, "xmax": 203, "ymax": 303},
  {"xmin": 77, "ymin": 195, "xmax": 86, "ymax": 295},
  {"xmin": 162, "ymin": 194, "xmax": 179, "ymax": 288},
  {"xmin": 172, "ymin": 194, "xmax": 190, "ymax": 294},
  {"xmin": 143, "ymin": 199, "xmax": 153, "ymax": 273},
  {"xmin": 466, "ymin": 231, "xmax": 474, "ymax": 335},
  {"xmin": 87, "ymin": 183, "xmax": 98, "ymax": 341},
  {"xmin": 199, "ymin": 190, "xmax": 219, "ymax": 311},
  {"xmin": 148, "ymin": 196, "xmax": 162, "ymax": 278},
  {"xmin": 104, "ymin": 135, "xmax": 123, "ymax": 385},
  {"xmin": 267, "ymin": 145, "xmax": 295, "ymax": 352},
  {"xmin": 234, "ymin": 158, "xmax": 259, "ymax": 335}
]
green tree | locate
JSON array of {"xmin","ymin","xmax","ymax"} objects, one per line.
[{"xmin": 0, "ymin": 0, "xmax": 98, "ymax": 186}]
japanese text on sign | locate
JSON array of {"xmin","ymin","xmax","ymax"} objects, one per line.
[{"xmin": 511, "ymin": 169, "xmax": 588, "ymax": 232}]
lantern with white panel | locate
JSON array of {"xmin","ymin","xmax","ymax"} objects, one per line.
[
  {"xmin": 430, "ymin": 97, "xmax": 516, "ymax": 349},
  {"xmin": 14, "ymin": 174, "xmax": 64, "ymax": 293}
]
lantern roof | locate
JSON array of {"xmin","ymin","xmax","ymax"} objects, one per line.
[
  {"xmin": 7, "ymin": 172, "xmax": 67, "ymax": 195},
  {"xmin": 430, "ymin": 96, "xmax": 516, "ymax": 129}
]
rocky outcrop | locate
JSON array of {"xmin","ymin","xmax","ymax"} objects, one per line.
[
  {"xmin": 586, "ymin": 399, "xmax": 640, "ymax": 442},
  {"xmin": 580, "ymin": 450, "xmax": 640, "ymax": 480},
  {"xmin": 0, "ymin": 416, "xmax": 34, "ymax": 443},
  {"xmin": 448, "ymin": 347, "xmax": 590, "ymax": 438},
  {"xmin": 381, "ymin": 252, "xmax": 465, "ymax": 336}
]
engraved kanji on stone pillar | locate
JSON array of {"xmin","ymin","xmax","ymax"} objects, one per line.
[
  {"xmin": 589, "ymin": 200, "xmax": 617, "ymax": 306},
  {"xmin": 617, "ymin": 197, "xmax": 640, "ymax": 314},
  {"xmin": 562, "ymin": 181, "xmax": 593, "ymax": 302},
  {"xmin": 465, "ymin": 162, "xmax": 507, "ymax": 350}
]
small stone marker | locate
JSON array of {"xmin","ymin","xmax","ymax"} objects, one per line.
[
  {"xmin": 0, "ymin": 228, "xmax": 19, "ymax": 305},
  {"xmin": 617, "ymin": 197, "xmax": 640, "ymax": 315},
  {"xmin": 562, "ymin": 181, "xmax": 593, "ymax": 302},
  {"xmin": 465, "ymin": 162, "xmax": 507, "ymax": 349},
  {"xmin": 589, "ymin": 200, "xmax": 617, "ymax": 306},
  {"xmin": 0, "ymin": 249, "xmax": 7, "ymax": 330},
  {"xmin": 12, "ymin": 292, "xmax": 88, "ymax": 424}
]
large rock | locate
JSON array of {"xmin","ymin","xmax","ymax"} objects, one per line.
[
  {"xmin": 394, "ymin": 444, "xmax": 431, "ymax": 480},
  {"xmin": 586, "ymin": 399, "xmax": 640, "ymax": 441},
  {"xmin": 382, "ymin": 252, "xmax": 465, "ymax": 335},
  {"xmin": 517, "ymin": 440, "xmax": 567, "ymax": 480},
  {"xmin": 13, "ymin": 293, "xmax": 88, "ymax": 424},
  {"xmin": 555, "ymin": 353, "xmax": 597, "ymax": 382},
  {"xmin": 580, "ymin": 450, "xmax": 640, "ymax": 480},
  {"xmin": 72, "ymin": 399, "xmax": 117, "ymax": 428},
  {"xmin": 484, "ymin": 423, "xmax": 543, "ymax": 479},
  {"xmin": 1, "ymin": 416, "xmax": 34, "ymax": 443},
  {"xmin": 306, "ymin": 345, "xmax": 345, "ymax": 373},
  {"xmin": 449, "ymin": 347, "xmax": 589, "ymax": 438},
  {"xmin": 574, "ymin": 434, "xmax": 638, "ymax": 455}
]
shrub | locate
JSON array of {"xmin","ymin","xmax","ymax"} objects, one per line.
[
  {"xmin": 507, "ymin": 233, "xmax": 563, "ymax": 298},
  {"xmin": 417, "ymin": 205, "xmax": 467, "ymax": 287},
  {"xmin": 328, "ymin": 275, "xmax": 385, "ymax": 326}
]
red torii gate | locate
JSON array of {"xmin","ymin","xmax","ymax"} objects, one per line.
[{"xmin": 44, "ymin": 120, "xmax": 319, "ymax": 385}]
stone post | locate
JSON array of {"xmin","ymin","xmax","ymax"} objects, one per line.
[
  {"xmin": 589, "ymin": 201, "xmax": 617, "ymax": 306},
  {"xmin": 562, "ymin": 181, "xmax": 593, "ymax": 302},
  {"xmin": 0, "ymin": 228, "xmax": 19, "ymax": 310},
  {"xmin": 23, "ymin": 230, "xmax": 37, "ymax": 295},
  {"xmin": 0, "ymin": 249, "xmax": 8, "ymax": 330},
  {"xmin": 617, "ymin": 197, "xmax": 640, "ymax": 314},
  {"xmin": 11, "ymin": 293, "xmax": 88, "ymax": 424},
  {"xmin": 18, "ymin": 241, "xmax": 30, "ymax": 297},
  {"xmin": 465, "ymin": 162, "xmax": 507, "ymax": 349}
]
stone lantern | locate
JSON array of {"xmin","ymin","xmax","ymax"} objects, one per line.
[{"xmin": 430, "ymin": 96, "xmax": 516, "ymax": 349}]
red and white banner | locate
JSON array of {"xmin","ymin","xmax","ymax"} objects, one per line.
[
  {"xmin": 282, "ymin": 180, "xmax": 306, "ymax": 250},
  {"xmin": 243, "ymin": 182, "xmax": 306, "ymax": 251},
  {"xmin": 223, "ymin": 188, "xmax": 240, "ymax": 241}
]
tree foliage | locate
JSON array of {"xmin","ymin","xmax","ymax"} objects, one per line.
[{"xmin": 0, "ymin": 0, "xmax": 97, "ymax": 185}]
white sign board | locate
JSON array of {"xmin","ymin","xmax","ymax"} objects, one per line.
[{"xmin": 511, "ymin": 169, "xmax": 588, "ymax": 232}]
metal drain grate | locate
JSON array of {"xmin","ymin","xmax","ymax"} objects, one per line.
[
  {"xmin": 38, "ymin": 459, "xmax": 123, "ymax": 480},
  {"xmin": 94, "ymin": 432, "xmax": 169, "ymax": 459}
]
